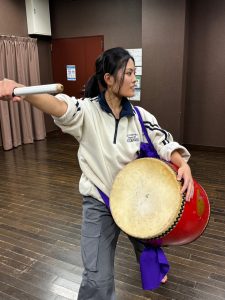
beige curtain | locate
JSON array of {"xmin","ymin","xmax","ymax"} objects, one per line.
[{"xmin": 0, "ymin": 35, "xmax": 46, "ymax": 150}]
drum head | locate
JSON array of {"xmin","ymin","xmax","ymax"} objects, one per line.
[{"xmin": 110, "ymin": 158, "xmax": 183, "ymax": 239}]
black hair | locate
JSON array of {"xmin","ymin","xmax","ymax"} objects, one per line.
[{"xmin": 84, "ymin": 47, "xmax": 134, "ymax": 98}]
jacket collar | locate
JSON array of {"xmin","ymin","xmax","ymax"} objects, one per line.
[{"xmin": 98, "ymin": 91, "xmax": 134, "ymax": 118}]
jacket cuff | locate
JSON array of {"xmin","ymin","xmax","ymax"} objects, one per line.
[{"xmin": 160, "ymin": 142, "xmax": 191, "ymax": 162}]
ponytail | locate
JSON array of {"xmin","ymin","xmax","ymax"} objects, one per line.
[
  {"xmin": 84, "ymin": 74, "xmax": 100, "ymax": 98},
  {"xmin": 84, "ymin": 47, "xmax": 134, "ymax": 98}
]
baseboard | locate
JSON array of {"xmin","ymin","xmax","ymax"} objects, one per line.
[
  {"xmin": 184, "ymin": 144, "xmax": 225, "ymax": 153},
  {"xmin": 46, "ymin": 129, "xmax": 62, "ymax": 137}
]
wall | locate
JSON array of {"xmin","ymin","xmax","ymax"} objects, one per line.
[
  {"xmin": 184, "ymin": 0, "xmax": 225, "ymax": 147},
  {"xmin": 49, "ymin": 0, "xmax": 142, "ymax": 50},
  {"xmin": 1, "ymin": 0, "xmax": 225, "ymax": 148},
  {"xmin": 0, "ymin": 0, "xmax": 27, "ymax": 36},
  {"xmin": 142, "ymin": 0, "xmax": 225, "ymax": 148},
  {"xmin": 142, "ymin": 0, "xmax": 187, "ymax": 141},
  {"xmin": 1, "ymin": 0, "xmax": 142, "ymax": 134}
]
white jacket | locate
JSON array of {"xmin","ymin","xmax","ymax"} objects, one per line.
[{"xmin": 53, "ymin": 92, "xmax": 190, "ymax": 202}]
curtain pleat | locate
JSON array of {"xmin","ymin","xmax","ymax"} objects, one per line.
[{"xmin": 0, "ymin": 35, "xmax": 46, "ymax": 150}]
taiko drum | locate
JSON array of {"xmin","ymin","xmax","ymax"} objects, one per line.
[{"xmin": 110, "ymin": 158, "xmax": 210, "ymax": 246}]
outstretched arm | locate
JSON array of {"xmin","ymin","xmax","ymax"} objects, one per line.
[{"xmin": 0, "ymin": 79, "xmax": 67, "ymax": 117}]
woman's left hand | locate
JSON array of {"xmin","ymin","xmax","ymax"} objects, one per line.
[{"xmin": 177, "ymin": 162, "xmax": 194, "ymax": 202}]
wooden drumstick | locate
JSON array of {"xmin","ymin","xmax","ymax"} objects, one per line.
[{"xmin": 12, "ymin": 83, "xmax": 64, "ymax": 96}]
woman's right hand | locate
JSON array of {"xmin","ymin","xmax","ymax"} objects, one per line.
[
  {"xmin": 0, "ymin": 78, "xmax": 67, "ymax": 117},
  {"xmin": 0, "ymin": 78, "xmax": 24, "ymax": 102}
]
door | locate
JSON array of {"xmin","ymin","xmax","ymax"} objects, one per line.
[{"xmin": 51, "ymin": 36, "xmax": 104, "ymax": 97}]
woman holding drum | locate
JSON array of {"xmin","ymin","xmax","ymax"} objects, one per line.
[{"xmin": 0, "ymin": 47, "xmax": 196, "ymax": 299}]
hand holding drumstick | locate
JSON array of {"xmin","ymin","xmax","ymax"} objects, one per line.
[{"xmin": 0, "ymin": 78, "xmax": 67, "ymax": 117}]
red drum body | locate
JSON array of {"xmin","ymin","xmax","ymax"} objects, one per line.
[
  {"xmin": 149, "ymin": 179, "xmax": 210, "ymax": 246},
  {"xmin": 110, "ymin": 158, "xmax": 210, "ymax": 246}
]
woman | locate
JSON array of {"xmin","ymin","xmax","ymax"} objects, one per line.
[{"xmin": 0, "ymin": 47, "xmax": 193, "ymax": 300}]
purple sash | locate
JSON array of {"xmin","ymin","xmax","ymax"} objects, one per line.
[
  {"xmin": 97, "ymin": 106, "xmax": 170, "ymax": 290},
  {"xmin": 97, "ymin": 187, "xmax": 169, "ymax": 290},
  {"xmin": 134, "ymin": 106, "xmax": 170, "ymax": 289}
]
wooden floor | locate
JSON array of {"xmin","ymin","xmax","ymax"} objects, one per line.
[{"xmin": 0, "ymin": 132, "xmax": 225, "ymax": 300}]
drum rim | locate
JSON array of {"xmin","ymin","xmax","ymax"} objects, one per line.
[{"xmin": 110, "ymin": 158, "xmax": 186, "ymax": 239}]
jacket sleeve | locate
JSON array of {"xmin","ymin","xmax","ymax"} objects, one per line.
[
  {"xmin": 52, "ymin": 93, "xmax": 85, "ymax": 142},
  {"xmin": 137, "ymin": 106, "xmax": 190, "ymax": 162}
]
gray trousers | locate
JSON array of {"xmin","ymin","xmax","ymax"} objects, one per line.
[{"xmin": 77, "ymin": 196, "xmax": 144, "ymax": 300}]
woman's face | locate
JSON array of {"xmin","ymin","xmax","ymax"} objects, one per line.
[{"xmin": 112, "ymin": 58, "xmax": 136, "ymax": 98}]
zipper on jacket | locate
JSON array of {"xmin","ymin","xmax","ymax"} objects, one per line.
[{"xmin": 113, "ymin": 119, "xmax": 120, "ymax": 144}]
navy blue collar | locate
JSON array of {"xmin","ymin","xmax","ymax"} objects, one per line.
[{"xmin": 98, "ymin": 91, "xmax": 134, "ymax": 119}]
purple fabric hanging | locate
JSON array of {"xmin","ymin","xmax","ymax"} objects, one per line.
[
  {"xmin": 97, "ymin": 106, "xmax": 170, "ymax": 290},
  {"xmin": 140, "ymin": 246, "xmax": 169, "ymax": 289},
  {"xmin": 97, "ymin": 187, "xmax": 170, "ymax": 290},
  {"xmin": 134, "ymin": 106, "xmax": 160, "ymax": 159},
  {"xmin": 97, "ymin": 188, "xmax": 110, "ymax": 209},
  {"xmin": 134, "ymin": 106, "xmax": 170, "ymax": 289}
]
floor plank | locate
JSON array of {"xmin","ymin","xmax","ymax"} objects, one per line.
[{"xmin": 0, "ymin": 132, "xmax": 225, "ymax": 299}]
